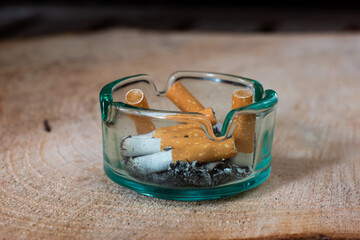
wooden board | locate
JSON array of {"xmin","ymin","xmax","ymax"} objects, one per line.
[{"xmin": 0, "ymin": 29, "xmax": 359, "ymax": 239}]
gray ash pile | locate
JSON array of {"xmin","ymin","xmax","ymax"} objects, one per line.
[{"xmin": 124, "ymin": 158, "xmax": 252, "ymax": 187}]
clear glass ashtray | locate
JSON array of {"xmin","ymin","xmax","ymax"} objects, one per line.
[{"xmin": 99, "ymin": 71, "xmax": 278, "ymax": 201}]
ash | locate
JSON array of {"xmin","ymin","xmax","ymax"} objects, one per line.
[{"xmin": 124, "ymin": 158, "xmax": 252, "ymax": 187}]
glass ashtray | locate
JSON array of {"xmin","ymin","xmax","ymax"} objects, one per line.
[{"xmin": 99, "ymin": 71, "xmax": 278, "ymax": 201}]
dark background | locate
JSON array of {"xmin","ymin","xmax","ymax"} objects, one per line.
[{"xmin": 1, "ymin": 1, "xmax": 360, "ymax": 39}]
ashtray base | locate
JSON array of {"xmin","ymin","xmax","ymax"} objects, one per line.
[{"xmin": 103, "ymin": 162, "xmax": 271, "ymax": 201}]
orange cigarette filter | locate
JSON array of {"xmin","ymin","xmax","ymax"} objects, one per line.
[
  {"xmin": 155, "ymin": 123, "xmax": 202, "ymax": 135},
  {"xmin": 125, "ymin": 89, "xmax": 155, "ymax": 134},
  {"xmin": 171, "ymin": 137, "xmax": 238, "ymax": 163},
  {"xmin": 160, "ymin": 137, "xmax": 217, "ymax": 150},
  {"xmin": 165, "ymin": 81, "xmax": 216, "ymax": 125},
  {"xmin": 125, "ymin": 89, "xmax": 150, "ymax": 108},
  {"xmin": 231, "ymin": 89, "xmax": 256, "ymax": 153},
  {"xmin": 153, "ymin": 128, "xmax": 207, "ymax": 139},
  {"xmin": 199, "ymin": 108, "xmax": 216, "ymax": 125},
  {"xmin": 164, "ymin": 114, "xmax": 215, "ymax": 138}
]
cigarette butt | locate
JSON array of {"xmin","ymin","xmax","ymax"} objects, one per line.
[
  {"xmin": 122, "ymin": 137, "xmax": 217, "ymax": 157},
  {"xmin": 132, "ymin": 151, "xmax": 173, "ymax": 173},
  {"xmin": 125, "ymin": 89, "xmax": 155, "ymax": 134},
  {"xmin": 153, "ymin": 128, "xmax": 207, "ymax": 139},
  {"xmin": 164, "ymin": 114, "xmax": 223, "ymax": 141},
  {"xmin": 130, "ymin": 125, "xmax": 206, "ymax": 140},
  {"xmin": 123, "ymin": 125, "xmax": 208, "ymax": 157},
  {"xmin": 166, "ymin": 82, "xmax": 216, "ymax": 124},
  {"xmin": 122, "ymin": 137, "xmax": 161, "ymax": 156},
  {"xmin": 199, "ymin": 108, "xmax": 217, "ymax": 125},
  {"xmin": 160, "ymin": 137, "xmax": 218, "ymax": 150},
  {"xmin": 231, "ymin": 89, "xmax": 253, "ymax": 109},
  {"xmin": 132, "ymin": 138, "xmax": 237, "ymax": 173},
  {"xmin": 231, "ymin": 89, "xmax": 255, "ymax": 154},
  {"xmin": 125, "ymin": 89, "xmax": 149, "ymax": 108},
  {"xmin": 166, "ymin": 81, "xmax": 204, "ymax": 111},
  {"xmin": 172, "ymin": 137, "xmax": 237, "ymax": 163},
  {"xmin": 155, "ymin": 123, "xmax": 202, "ymax": 135},
  {"xmin": 164, "ymin": 114, "xmax": 216, "ymax": 139}
]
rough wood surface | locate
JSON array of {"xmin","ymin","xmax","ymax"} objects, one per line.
[{"xmin": 0, "ymin": 29, "xmax": 360, "ymax": 239}]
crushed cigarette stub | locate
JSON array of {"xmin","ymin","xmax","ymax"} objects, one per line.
[
  {"xmin": 125, "ymin": 89, "xmax": 155, "ymax": 134},
  {"xmin": 231, "ymin": 89, "xmax": 255, "ymax": 154},
  {"xmin": 132, "ymin": 138, "xmax": 238, "ymax": 173},
  {"xmin": 165, "ymin": 81, "xmax": 216, "ymax": 125}
]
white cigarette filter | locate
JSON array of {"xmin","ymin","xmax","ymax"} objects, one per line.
[
  {"xmin": 165, "ymin": 81, "xmax": 217, "ymax": 125},
  {"xmin": 125, "ymin": 89, "xmax": 155, "ymax": 134},
  {"xmin": 122, "ymin": 137, "xmax": 162, "ymax": 156},
  {"xmin": 132, "ymin": 151, "xmax": 173, "ymax": 174},
  {"xmin": 132, "ymin": 138, "xmax": 238, "ymax": 173},
  {"xmin": 122, "ymin": 137, "xmax": 224, "ymax": 157}
]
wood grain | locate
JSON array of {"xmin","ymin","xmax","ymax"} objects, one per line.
[{"xmin": 0, "ymin": 29, "xmax": 360, "ymax": 239}]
